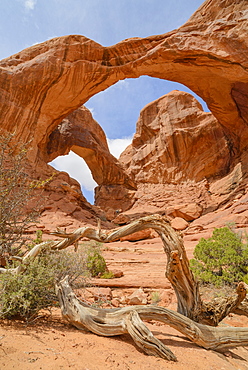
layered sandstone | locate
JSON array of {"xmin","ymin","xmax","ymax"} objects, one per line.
[
  {"xmin": 120, "ymin": 91, "xmax": 232, "ymax": 184},
  {"xmin": 0, "ymin": 0, "xmax": 248, "ymax": 168},
  {"xmin": 47, "ymin": 106, "xmax": 135, "ymax": 188},
  {"xmin": 0, "ymin": 0, "xmax": 248, "ymax": 227}
]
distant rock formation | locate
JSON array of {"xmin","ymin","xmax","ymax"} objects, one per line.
[
  {"xmin": 120, "ymin": 91, "xmax": 232, "ymax": 184},
  {"xmin": 0, "ymin": 0, "xmax": 247, "ymax": 164},
  {"xmin": 0, "ymin": 0, "xmax": 248, "ymax": 229},
  {"xmin": 117, "ymin": 89, "xmax": 248, "ymax": 221},
  {"xmin": 46, "ymin": 106, "xmax": 136, "ymax": 189}
]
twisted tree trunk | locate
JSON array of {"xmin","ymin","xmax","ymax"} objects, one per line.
[
  {"xmin": 56, "ymin": 276, "xmax": 248, "ymax": 362},
  {"xmin": 1, "ymin": 214, "xmax": 248, "ymax": 361},
  {"xmin": 49, "ymin": 215, "xmax": 248, "ymax": 326}
]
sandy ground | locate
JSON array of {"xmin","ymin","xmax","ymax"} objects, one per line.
[
  {"xmin": 1, "ymin": 310, "xmax": 248, "ymax": 370},
  {"xmin": 1, "ymin": 237, "xmax": 248, "ymax": 369}
]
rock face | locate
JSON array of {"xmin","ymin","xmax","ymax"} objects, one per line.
[
  {"xmin": 118, "ymin": 90, "xmax": 247, "ymax": 218},
  {"xmin": 47, "ymin": 106, "xmax": 135, "ymax": 189},
  {"xmin": 0, "ymin": 0, "xmax": 248, "ymax": 166},
  {"xmin": 167, "ymin": 203, "xmax": 203, "ymax": 222},
  {"xmin": 120, "ymin": 91, "xmax": 232, "ymax": 184},
  {"xmin": 0, "ymin": 0, "xmax": 248, "ymax": 228}
]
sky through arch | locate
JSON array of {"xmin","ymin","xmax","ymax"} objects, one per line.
[{"xmin": 0, "ymin": 0, "xmax": 205, "ymax": 203}]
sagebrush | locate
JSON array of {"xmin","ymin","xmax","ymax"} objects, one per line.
[
  {"xmin": 0, "ymin": 240, "xmax": 112, "ymax": 320},
  {"xmin": 0, "ymin": 245, "xmax": 90, "ymax": 320}
]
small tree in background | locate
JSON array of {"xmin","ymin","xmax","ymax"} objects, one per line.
[
  {"xmin": 0, "ymin": 131, "xmax": 42, "ymax": 259},
  {"xmin": 190, "ymin": 226, "xmax": 248, "ymax": 286}
]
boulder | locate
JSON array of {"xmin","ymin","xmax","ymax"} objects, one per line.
[
  {"xmin": 111, "ymin": 298, "xmax": 120, "ymax": 307},
  {"xmin": 120, "ymin": 229, "xmax": 155, "ymax": 242},
  {"xmin": 167, "ymin": 203, "xmax": 203, "ymax": 221},
  {"xmin": 170, "ymin": 217, "xmax": 189, "ymax": 231},
  {"xmin": 127, "ymin": 288, "xmax": 148, "ymax": 305},
  {"xmin": 113, "ymin": 213, "xmax": 131, "ymax": 225},
  {"xmin": 105, "ymin": 208, "xmax": 117, "ymax": 222},
  {"xmin": 87, "ymin": 287, "xmax": 112, "ymax": 301},
  {"xmin": 111, "ymin": 270, "xmax": 124, "ymax": 278}
]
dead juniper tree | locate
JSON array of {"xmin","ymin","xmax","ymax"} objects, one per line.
[{"xmin": 1, "ymin": 214, "xmax": 248, "ymax": 361}]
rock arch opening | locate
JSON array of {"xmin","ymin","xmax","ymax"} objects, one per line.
[
  {"xmin": 85, "ymin": 77, "xmax": 209, "ymax": 141},
  {"xmin": 49, "ymin": 151, "xmax": 97, "ymax": 205},
  {"xmin": 48, "ymin": 77, "xmax": 209, "ymax": 205},
  {"xmin": 1, "ymin": 0, "xmax": 248, "ymax": 220}
]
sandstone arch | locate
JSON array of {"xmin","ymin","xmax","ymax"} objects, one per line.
[
  {"xmin": 1, "ymin": 0, "xmax": 248, "ymax": 172},
  {"xmin": 46, "ymin": 105, "xmax": 136, "ymax": 189}
]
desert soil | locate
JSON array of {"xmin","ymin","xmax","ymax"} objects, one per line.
[{"xmin": 1, "ymin": 237, "xmax": 248, "ymax": 370}]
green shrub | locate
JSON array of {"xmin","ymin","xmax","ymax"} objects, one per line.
[
  {"xmin": 0, "ymin": 255, "xmax": 57, "ymax": 320},
  {"xmin": 84, "ymin": 244, "xmax": 108, "ymax": 277},
  {"xmin": 0, "ymin": 247, "xmax": 88, "ymax": 321},
  {"xmin": 150, "ymin": 291, "xmax": 161, "ymax": 305},
  {"xmin": 0, "ymin": 236, "xmax": 112, "ymax": 321},
  {"xmin": 100, "ymin": 271, "xmax": 115, "ymax": 279},
  {"xmin": 190, "ymin": 226, "xmax": 248, "ymax": 286}
]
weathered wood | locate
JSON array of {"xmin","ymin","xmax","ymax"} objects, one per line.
[
  {"xmin": 1, "ymin": 215, "xmax": 248, "ymax": 324},
  {"xmin": 50, "ymin": 215, "xmax": 203, "ymax": 320},
  {"xmin": 2, "ymin": 214, "xmax": 248, "ymax": 361},
  {"xmin": 50, "ymin": 215, "xmax": 248, "ymax": 325},
  {"xmin": 124, "ymin": 310, "xmax": 177, "ymax": 361},
  {"xmin": 56, "ymin": 276, "xmax": 248, "ymax": 361}
]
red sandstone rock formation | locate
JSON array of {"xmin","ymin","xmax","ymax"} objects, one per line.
[
  {"xmin": 0, "ymin": 0, "xmax": 248, "ymax": 229},
  {"xmin": 120, "ymin": 91, "xmax": 232, "ymax": 184},
  {"xmin": 117, "ymin": 90, "xmax": 245, "ymax": 218},
  {"xmin": 46, "ymin": 106, "xmax": 135, "ymax": 189},
  {"xmin": 0, "ymin": 0, "xmax": 247, "ymax": 164},
  {"xmin": 46, "ymin": 105, "xmax": 136, "ymax": 212}
]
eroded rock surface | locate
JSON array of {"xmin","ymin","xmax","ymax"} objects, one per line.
[
  {"xmin": 47, "ymin": 106, "xmax": 135, "ymax": 188},
  {"xmin": 0, "ymin": 0, "xmax": 248, "ymax": 164},
  {"xmin": 120, "ymin": 91, "xmax": 232, "ymax": 184},
  {"xmin": 0, "ymin": 0, "xmax": 248, "ymax": 230}
]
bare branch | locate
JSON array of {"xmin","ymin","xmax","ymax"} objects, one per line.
[
  {"xmin": 3, "ymin": 215, "xmax": 248, "ymax": 325},
  {"xmin": 56, "ymin": 276, "xmax": 248, "ymax": 361}
]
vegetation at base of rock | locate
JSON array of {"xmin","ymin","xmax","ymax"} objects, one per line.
[
  {"xmin": 190, "ymin": 226, "xmax": 248, "ymax": 286},
  {"xmin": 150, "ymin": 291, "xmax": 161, "ymax": 305},
  {"xmin": 100, "ymin": 270, "xmax": 115, "ymax": 279},
  {"xmin": 0, "ymin": 235, "xmax": 113, "ymax": 320}
]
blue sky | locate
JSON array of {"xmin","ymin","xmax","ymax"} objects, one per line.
[{"xmin": 0, "ymin": 0, "xmax": 205, "ymax": 203}]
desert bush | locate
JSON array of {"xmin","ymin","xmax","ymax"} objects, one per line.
[
  {"xmin": 150, "ymin": 291, "xmax": 161, "ymax": 305},
  {"xmin": 0, "ymin": 239, "xmax": 113, "ymax": 320},
  {"xmin": 100, "ymin": 270, "xmax": 115, "ymax": 279},
  {"xmin": 84, "ymin": 243, "xmax": 108, "ymax": 277},
  {"xmin": 190, "ymin": 226, "xmax": 248, "ymax": 286},
  {"xmin": 0, "ymin": 246, "xmax": 89, "ymax": 321}
]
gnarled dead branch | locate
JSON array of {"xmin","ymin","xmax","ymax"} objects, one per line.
[
  {"xmin": 50, "ymin": 215, "xmax": 248, "ymax": 326},
  {"xmin": 56, "ymin": 276, "xmax": 248, "ymax": 362},
  {"xmin": 2, "ymin": 214, "xmax": 248, "ymax": 361}
]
